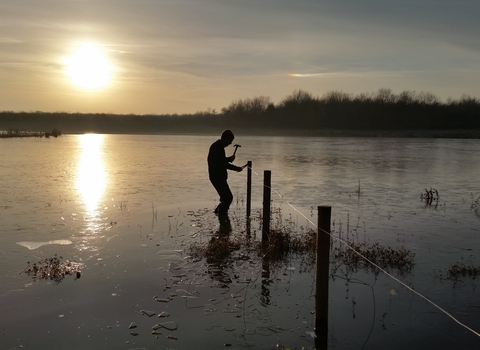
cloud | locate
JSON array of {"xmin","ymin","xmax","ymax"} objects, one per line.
[
  {"xmin": 1, "ymin": 0, "xmax": 479, "ymax": 113},
  {"xmin": 0, "ymin": 37, "xmax": 22, "ymax": 43},
  {"xmin": 289, "ymin": 73, "xmax": 328, "ymax": 78}
]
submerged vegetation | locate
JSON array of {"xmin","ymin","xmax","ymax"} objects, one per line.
[{"xmin": 1, "ymin": 89, "xmax": 480, "ymax": 136}]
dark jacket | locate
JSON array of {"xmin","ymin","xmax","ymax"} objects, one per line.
[{"xmin": 207, "ymin": 139, "xmax": 240, "ymax": 181}]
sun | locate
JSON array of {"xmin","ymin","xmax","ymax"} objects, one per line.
[{"xmin": 65, "ymin": 43, "xmax": 113, "ymax": 90}]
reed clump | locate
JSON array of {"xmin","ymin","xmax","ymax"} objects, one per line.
[
  {"xmin": 448, "ymin": 262, "xmax": 480, "ymax": 279},
  {"xmin": 257, "ymin": 207, "xmax": 316, "ymax": 271},
  {"xmin": 471, "ymin": 193, "xmax": 480, "ymax": 215},
  {"xmin": 331, "ymin": 215, "xmax": 415, "ymax": 276},
  {"xmin": 24, "ymin": 255, "xmax": 84, "ymax": 284},
  {"xmin": 420, "ymin": 187, "xmax": 439, "ymax": 205},
  {"xmin": 332, "ymin": 241, "xmax": 415, "ymax": 276}
]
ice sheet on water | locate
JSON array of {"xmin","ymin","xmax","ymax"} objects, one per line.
[{"xmin": 16, "ymin": 239, "xmax": 73, "ymax": 250}]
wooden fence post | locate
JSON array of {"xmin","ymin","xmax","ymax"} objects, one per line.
[
  {"xmin": 246, "ymin": 161, "xmax": 252, "ymax": 218},
  {"xmin": 262, "ymin": 170, "xmax": 271, "ymax": 242},
  {"xmin": 315, "ymin": 205, "xmax": 331, "ymax": 348}
]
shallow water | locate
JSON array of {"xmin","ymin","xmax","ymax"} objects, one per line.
[{"xmin": 0, "ymin": 134, "xmax": 479, "ymax": 349}]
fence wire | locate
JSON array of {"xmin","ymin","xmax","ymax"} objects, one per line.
[{"xmin": 247, "ymin": 165, "xmax": 480, "ymax": 339}]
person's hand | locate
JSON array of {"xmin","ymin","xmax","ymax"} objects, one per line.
[
  {"xmin": 227, "ymin": 155, "xmax": 235, "ymax": 162},
  {"xmin": 236, "ymin": 166, "xmax": 243, "ymax": 172}
]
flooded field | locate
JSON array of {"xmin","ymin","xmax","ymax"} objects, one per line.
[{"xmin": 1, "ymin": 134, "xmax": 479, "ymax": 349}]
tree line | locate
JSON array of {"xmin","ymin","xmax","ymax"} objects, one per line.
[{"xmin": 1, "ymin": 89, "xmax": 479, "ymax": 137}]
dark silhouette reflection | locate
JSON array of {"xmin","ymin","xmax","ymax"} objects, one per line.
[
  {"xmin": 205, "ymin": 214, "xmax": 233, "ymax": 287},
  {"xmin": 261, "ymin": 251, "xmax": 271, "ymax": 306},
  {"xmin": 217, "ymin": 213, "xmax": 232, "ymax": 236},
  {"xmin": 245, "ymin": 217, "xmax": 251, "ymax": 237}
]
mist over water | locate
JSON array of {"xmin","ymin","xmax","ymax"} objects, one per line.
[{"xmin": 1, "ymin": 134, "xmax": 479, "ymax": 349}]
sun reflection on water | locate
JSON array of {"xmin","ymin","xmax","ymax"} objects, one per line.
[{"xmin": 76, "ymin": 134, "xmax": 107, "ymax": 241}]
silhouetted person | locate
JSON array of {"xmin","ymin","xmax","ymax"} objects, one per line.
[{"xmin": 207, "ymin": 130, "xmax": 243, "ymax": 216}]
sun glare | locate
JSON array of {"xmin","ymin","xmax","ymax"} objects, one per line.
[
  {"xmin": 65, "ymin": 43, "xmax": 113, "ymax": 90},
  {"xmin": 76, "ymin": 134, "xmax": 106, "ymax": 214}
]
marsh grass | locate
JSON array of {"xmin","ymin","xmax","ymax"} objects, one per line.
[
  {"xmin": 188, "ymin": 205, "xmax": 414, "ymax": 279},
  {"xmin": 187, "ymin": 205, "xmax": 317, "ymax": 277}
]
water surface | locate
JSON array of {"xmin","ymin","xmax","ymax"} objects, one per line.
[{"xmin": 0, "ymin": 134, "xmax": 479, "ymax": 349}]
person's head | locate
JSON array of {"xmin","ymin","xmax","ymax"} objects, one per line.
[{"xmin": 220, "ymin": 129, "xmax": 234, "ymax": 147}]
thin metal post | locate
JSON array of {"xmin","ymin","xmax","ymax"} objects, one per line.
[
  {"xmin": 262, "ymin": 170, "xmax": 271, "ymax": 242},
  {"xmin": 246, "ymin": 161, "xmax": 252, "ymax": 218},
  {"xmin": 315, "ymin": 205, "xmax": 331, "ymax": 348}
]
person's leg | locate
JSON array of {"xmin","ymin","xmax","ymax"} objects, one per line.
[
  {"xmin": 221, "ymin": 183, "xmax": 233, "ymax": 213},
  {"xmin": 211, "ymin": 180, "xmax": 233, "ymax": 214}
]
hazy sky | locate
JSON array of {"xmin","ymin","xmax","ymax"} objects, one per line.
[{"xmin": 1, "ymin": 0, "xmax": 479, "ymax": 114}]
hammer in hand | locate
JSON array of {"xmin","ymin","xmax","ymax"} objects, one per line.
[{"xmin": 233, "ymin": 144, "xmax": 241, "ymax": 156}]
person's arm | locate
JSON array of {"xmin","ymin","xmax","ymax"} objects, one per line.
[
  {"xmin": 209, "ymin": 141, "xmax": 242, "ymax": 172},
  {"xmin": 226, "ymin": 162, "xmax": 243, "ymax": 172},
  {"xmin": 224, "ymin": 148, "xmax": 240, "ymax": 170}
]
